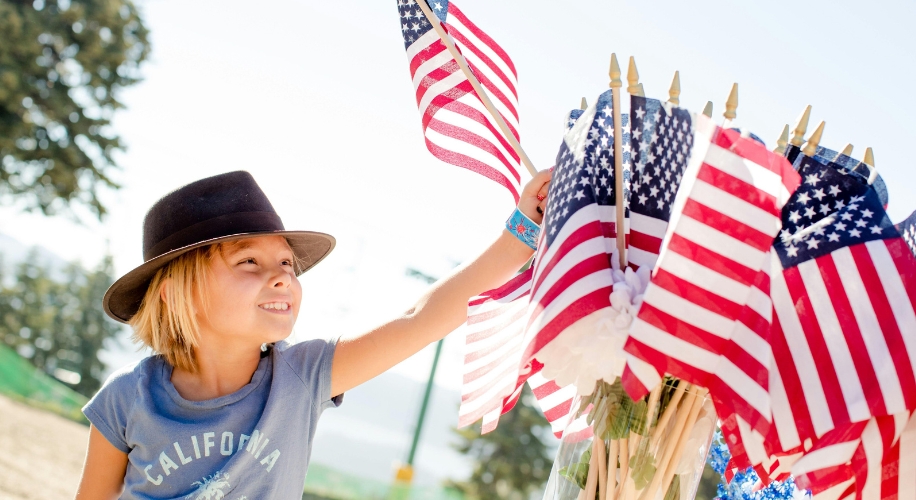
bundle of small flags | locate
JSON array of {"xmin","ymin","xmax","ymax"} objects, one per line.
[{"xmin": 392, "ymin": 3, "xmax": 916, "ymax": 498}]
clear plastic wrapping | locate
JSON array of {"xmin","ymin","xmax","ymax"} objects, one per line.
[{"xmin": 543, "ymin": 378, "xmax": 715, "ymax": 500}]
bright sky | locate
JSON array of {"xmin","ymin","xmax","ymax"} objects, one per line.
[{"xmin": 1, "ymin": 0, "xmax": 915, "ymax": 391}]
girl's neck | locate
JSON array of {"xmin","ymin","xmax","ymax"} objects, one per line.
[{"xmin": 170, "ymin": 335, "xmax": 265, "ymax": 401}]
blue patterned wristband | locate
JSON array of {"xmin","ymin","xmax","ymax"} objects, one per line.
[{"xmin": 505, "ymin": 207, "xmax": 540, "ymax": 250}]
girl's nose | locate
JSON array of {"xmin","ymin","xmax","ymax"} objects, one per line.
[{"xmin": 272, "ymin": 268, "xmax": 292, "ymax": 288}]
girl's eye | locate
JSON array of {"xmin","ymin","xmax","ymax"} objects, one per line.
[
  {"xmin": 281, "ymin": 260, "xmax": 292, "ymax": 267},
  {"xmin": 240, "ymin": 258, "xmax": 256, "ymax": 265}
]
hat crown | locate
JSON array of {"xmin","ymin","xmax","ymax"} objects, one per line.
[{"xmin": 142, "ymin": 171, "xmax": 284, "ymax": 261}]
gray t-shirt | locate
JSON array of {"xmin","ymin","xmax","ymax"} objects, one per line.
[{"xmin": 83, "ymin": 338, "xmax": 342, "ymax": 500}]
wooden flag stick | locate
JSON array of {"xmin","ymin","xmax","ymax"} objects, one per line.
[
  {"xmin": 627, "ymin": 56, "xmax": 640, "ymax": 95},
  {"xmin": 607, "ymin": 439, "xmax": 619, "ymax": 500},
  {"xmin": 415, "ymin": 0, "xmax": 537, "ymax": 177},
  {"xmin": 722, "ymin": 83, "xmax": 738, "ymax": 127},
  {"xmin": 841, "ymin": 143, "xmax": 854, "ymax": 156},
  {"xmin": 863, "ymin": 147, "xmax": 878, "ymax": 184},
  {"xmin": 774, "ymin": 125, "xmax": 790, "ymax": 155},
  {"xmin": 610, "ymin": 53, "xmax": 627, "ymax": 268},
  {"xmin": 702, "ymin": 101, "xmax": 713, "ymax": 118},
  {"xmin": 790, "ymin": 105, "xmax": 813, "ymax": 147},
  {"xmin": 597, "ymin": 436, "xmax": 608, "ymax": 500},
  {"xmin": 581, "ymin": 97, "xmax": 588, "ymax": 110},
  {"xmin": 802, "ymin": 121, "xmax": 825, "ymax": 157},
  {"xmin": 660, "ymin": 388, "xmax": 708, "ymax": 495},
  {"xmin": 864, "ymin": 147, "xmax": 875, "ymax": 167},
  {"xmin": 668, "ymin": 71, "xmax": 681, "ymax": 105}
]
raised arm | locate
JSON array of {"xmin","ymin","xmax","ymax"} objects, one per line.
[{"xmin": 330, "ymin": 169, "xmax": 551, "ymax": 397}]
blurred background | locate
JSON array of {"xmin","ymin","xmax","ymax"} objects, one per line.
[{"xmin": 1, "ymin": 0, "xmax": 914, "ymax": 498}]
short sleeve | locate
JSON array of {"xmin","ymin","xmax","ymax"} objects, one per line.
[
  {"xmin": 278, "ymin": 336, "xmax": 343, "ymax": 411},
  {"xmin": 82, "ymin": 363, "xmax": 141, "ymax": 453}
]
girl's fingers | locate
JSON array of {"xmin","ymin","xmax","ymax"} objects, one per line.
[
  {"xmin": 523, "ymin": 169, "xmax": 552, "ymax": 199},
  {"xmin": 536, "ymin": 183, "xmax": 550, "ymax": 202}
]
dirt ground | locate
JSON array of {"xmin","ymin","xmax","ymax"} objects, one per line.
[{"xmin": 0, "ymin": 394, "xmax": 88, "ymax": 500}]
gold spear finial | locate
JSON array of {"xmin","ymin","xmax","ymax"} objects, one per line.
[
  {"xmin": 668, "ymin": 71, "xmax": 681, "ymax": 106},
  {"xmin": 702, "ymin": 101, "xmax": 713, "ymax": 117},
  {"xmin": 774, "ymin": 124, "xmax": 789, "ymax": 155},
  {"xmin": 840, "ymin": 144, "xmax": 853, "ymax": 156},
  {"xmin": 636, "ymin": 83, "xmax": 645, "ymax": 97},
  {"xmin": 802, "ymin": 121, "xmax": 825, "ymax": 157},
  {"xmin": 627, "ymin": 56, "xmax": 640, "ymax": 94},
  {"xmin": 864, "ymin": 147, "xmax": 875, "ymax": 167},
  {"xmin": 790, "ymin": 105, "xmax": 812, "ymax": 147},
  {"xmin": 723, "ymin": 83, "xmax": 738, "ymax": 121},
  {"xmin": 609, "ymin": 53, "xmax": 622, "ymax": 89},
  {"xmin": 580, "ymin": 97, "xmax": 587, "ymax": 110}
]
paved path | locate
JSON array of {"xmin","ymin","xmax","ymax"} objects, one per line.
[{"xmin": 0, "ymin": 395, "xmax": 87, "ymax": 500}]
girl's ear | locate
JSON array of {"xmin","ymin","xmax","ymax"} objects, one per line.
[{"xmin": 159, "ymin": 278, "xmax": 171, "ymax": 304}]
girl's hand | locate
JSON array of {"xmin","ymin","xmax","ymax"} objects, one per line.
[{"xmin": 517, "ymin": 168, "xmax": 552, "ymax": 225}]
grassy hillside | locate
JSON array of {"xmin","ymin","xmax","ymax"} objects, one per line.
[{"xmin": 0, "ymin": 343, "xmax": 88, "ymax": 423}]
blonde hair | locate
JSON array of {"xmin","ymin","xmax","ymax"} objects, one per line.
[{"xmin": 130, "ymin": 245, "xmax": 220, "ymax": 373}]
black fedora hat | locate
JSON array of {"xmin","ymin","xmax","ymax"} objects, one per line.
[{"xmin": 103, "ymin": 170, "xmax": 335, "ymax": 323}]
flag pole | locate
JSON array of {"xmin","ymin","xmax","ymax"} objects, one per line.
[
  {"xmin": 790, "ymin": 105, "xmax": 812, "ymax": 147},
  {"xmin": 609, "ymin": 53, "xmax": 627, "ymax": 269},
  {"xmin": 722, "ymin": 83, "xmax": 738, "ymax": 129},
  {"xmin": 773, "ymin": 124, "xmax": 790, "ymax": 155},
  {"xmin": 415, "ymin": 0, "xmax": 538, "ymax": 177}
]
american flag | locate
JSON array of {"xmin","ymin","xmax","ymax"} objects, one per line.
[
  {"xmin": 897, "ymin": 209, "xmax": 916, "ymax": 257},
  {"xmin": 627, "ymin": 95, "xmax": 693, "ymax": 269},
  {"xmin": 767, "ymin": 157, "xmax": 916, "ymax": 455},
  {"xmin": 811, "ymin": 145, "xmax": 888, "ymax": 209},
  {"xmin": 789, "ymin": 411, "xmax": 915, "ymax": 499},
  {"xmin": 397, "ymin": 0, "xmax": 523, "ymax": 201},
  {"xmin": 783, "ymin": 144, "xmax": 888, "ymax": 210},
  {"xmin": 621, "ymin": 115, "xmax": 800, "ymax": 420},
  {"xmin": 457, "ymin": 266, "xmax": 578, "ymax": 437},
  {"xmin": 711, "ymin": 155, "xmax": 916, "ymax": 499},
  {"xmin": 520, "ymin": 89, "xmax": 630, "ymax": 374}
]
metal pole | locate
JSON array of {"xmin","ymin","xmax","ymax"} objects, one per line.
[{"xmin": 407, "ymin": 338, "xmax": 444, "ymax": 466}]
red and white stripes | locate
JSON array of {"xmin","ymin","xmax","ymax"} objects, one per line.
[
  {"xmin": 404, "ymin": 2, "xmax": 523, "ymax": 201},
  {"xmin": 622, "ymin": 115, "xmax": 800, "ymax": 409}
]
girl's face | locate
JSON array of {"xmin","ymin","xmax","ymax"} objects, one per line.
[{"xmin": 197, "ymin": 235, "xmax": 302, "ymax": 346}]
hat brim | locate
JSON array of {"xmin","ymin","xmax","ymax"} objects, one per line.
[{"xmin": 102, "ymin": 230, "xmax": 335, "ymax": 324}]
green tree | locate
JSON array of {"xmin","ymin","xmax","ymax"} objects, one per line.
[
  {"xmin": 0, "ymin": 0, "xmax": 149, "ymax": 217},
  {"xmin": 0, "ymin": 249, "xmax": 121, "ymax": 396},
  {"xmin": 447, "ymin": 385, "xmax": 554, "ymax": 500}
]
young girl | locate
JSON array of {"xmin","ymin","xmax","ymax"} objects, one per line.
[{"xmin": 75, "ymin": 169, "xmax": 550, "ymax": 499}]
